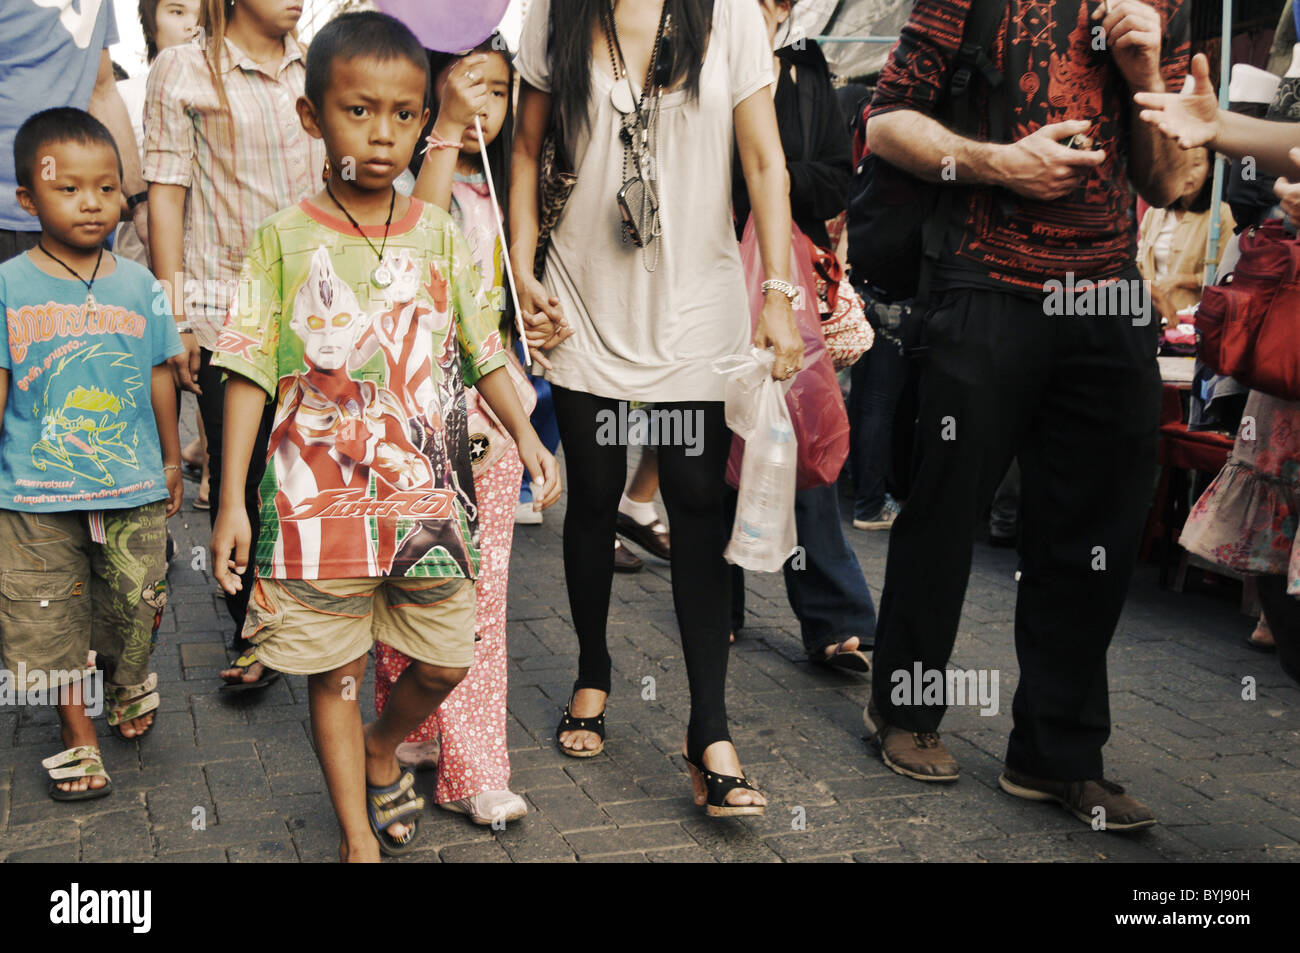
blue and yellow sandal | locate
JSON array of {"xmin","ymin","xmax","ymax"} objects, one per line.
[{"xmin": 366, "ymin": 769, "xmax": 425, "ymax": 856}]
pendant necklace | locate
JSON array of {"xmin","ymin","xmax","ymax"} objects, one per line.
[
  {"xmin": 38, "ymin": 242, "xmax": 105, "ymax": 316},
  {"xmin": 325, "ymin": 181, "xmax": 396, "ymax": 289}
]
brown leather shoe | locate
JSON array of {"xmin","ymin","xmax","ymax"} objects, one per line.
[
  {"xmin": 864, "ymin": 703, "xmax": 959, "ymax": 782},
  {"xmin": 613, "ymin": 538, "xmax": 643, "ymax": 573},
  {"xmin": 617, "ymin": 512, "xmax": 670, "ymax": 561},
  {"xmin": 998, "ymin": 768, "xmax": 1157, "ymax": 831}
]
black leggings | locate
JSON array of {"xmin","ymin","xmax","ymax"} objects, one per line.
[{"xmin": 551, "ymin": 386, "xmax": 733, "ymax": 760}]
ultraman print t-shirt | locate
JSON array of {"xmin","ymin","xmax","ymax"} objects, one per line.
[
  {"xmin": 0, "ymin": 253, "xmax": 183, "ymax": 510},
  {"xmin": 212, "ymin": 197, "xmax": 508, "ymax": 581}
]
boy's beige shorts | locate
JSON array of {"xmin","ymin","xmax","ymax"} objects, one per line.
[{"xmin": 243, "ymin": 575, "xmax": 476, "ymax": 675}]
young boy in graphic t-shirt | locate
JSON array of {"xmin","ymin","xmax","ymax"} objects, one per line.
[
  {"xmin": 0, "ymin": 109, "xmax": 184, "ymax": 803},
  {"xmin": 208, "ymin": 12, "xmax": 560, "ymax": 862}
]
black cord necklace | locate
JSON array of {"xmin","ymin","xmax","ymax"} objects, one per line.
[
  {"xmin": 38, "ymin": 242, "xmax": 105, "ymax": 315},
  {"xmin": 324, "ymin": 181, "xmax": 397, "ymax": 289}
]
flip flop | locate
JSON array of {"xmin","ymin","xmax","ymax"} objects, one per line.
[
  {"xmin": 814, "ymin": 641, "xmax": 871, "ymax": 673},
  {"xmin": 220, "ymin": 651, "xmax": 282, "ymax": 694}
]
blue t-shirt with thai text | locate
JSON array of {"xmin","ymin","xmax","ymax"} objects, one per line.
[{"xmin": 0, "ymin": 253, "xmax": 183, "ymax": 511}]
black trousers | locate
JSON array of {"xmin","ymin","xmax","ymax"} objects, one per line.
[
  {"xmin": 197, "ymin": 348, "xmax": 274, "ymax": 642},
  {"xmin": 1256, "ymin": 575, "xmax": 1300, "ymax": 685},
  {"xmin": 870, "ymin": 282, "xmax": 1161, "ymax": 781},
  {"xmin": 550, "ymin": 385, "xmax": 733, "ymax": 762}
]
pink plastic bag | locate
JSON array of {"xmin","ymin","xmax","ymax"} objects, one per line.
[{"xmin": 726, "ymin": 218, "xmax": 850, "ymax": 490}]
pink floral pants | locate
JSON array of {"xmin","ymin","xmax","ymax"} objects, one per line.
[{"xmin": 374, "ymin": 449, "xmax": 523, "ymax": 803}]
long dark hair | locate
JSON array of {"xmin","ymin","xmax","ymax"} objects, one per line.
[
  {"xmin": 418, "ymin": 34, "xmax": 517, "ymax": 339},
  {"xmin": 549, "ymin": 0, "xmax": 715, "ymax": 152}
]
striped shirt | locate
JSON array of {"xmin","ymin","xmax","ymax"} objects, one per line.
[{"xmin": 142, "ymin": 34, "xmax": 325, "ymax": 349}]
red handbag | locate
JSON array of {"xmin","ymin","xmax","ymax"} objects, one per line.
[
  {"xmin": 726, "ymin": 218, "xmax": 850, "ymax": 491},
  {"xmin": 1195, "ymin": 221, "xmax": 1300, "ymax": 398}
]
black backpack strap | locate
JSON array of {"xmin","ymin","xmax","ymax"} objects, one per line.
[{"xmin": 915, "ymin": 0, "xmax": 1008, "ymax": 310}]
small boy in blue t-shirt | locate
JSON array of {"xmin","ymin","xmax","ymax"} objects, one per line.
[{"xmin": 0, "ymin": 109, "xmax": 184, "ymax": 802}]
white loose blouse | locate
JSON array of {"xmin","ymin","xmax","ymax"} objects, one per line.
[{"xmin": 515, "ymin": 0, "xmax": 773, "ymax": 402}]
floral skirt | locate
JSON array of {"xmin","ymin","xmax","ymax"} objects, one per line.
[{"xmin": 1180, "ymin": 390, "xmax": 1300, "ymax": 593}]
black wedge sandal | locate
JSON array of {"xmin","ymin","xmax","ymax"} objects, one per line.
[
  {"xmin": 555, "ymin": 698, "xmax": 605, "ymax": 758},
  {"xmin": 683, "ymin": 753, "xmax": 766, "ymax": 818}
]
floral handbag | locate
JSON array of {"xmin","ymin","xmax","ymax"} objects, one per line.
[{"xmin": 806, "ymin": 236, "xmax": 873, "ymax": 371}]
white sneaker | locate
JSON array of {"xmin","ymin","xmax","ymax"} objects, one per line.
[
  {"xmin": 515, "ymin": 501, "xmax": 543, "ymax": 525},
  {"xmin": 440, "ymin": 789, "xmax": 529, "ymax": 826}
]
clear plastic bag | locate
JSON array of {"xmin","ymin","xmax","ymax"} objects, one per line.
[{"xmin": 715, "ymin": 349, "xmax": 798, "ymax": 572}]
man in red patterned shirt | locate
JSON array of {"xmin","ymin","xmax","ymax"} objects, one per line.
[{"xmin": 863, "ymin": 0, "xmax": 1191, "ymax": 831}]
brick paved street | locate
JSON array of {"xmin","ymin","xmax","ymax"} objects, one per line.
[{"xmin": 3, "ymin": 405, "xmax": 1299, "ymax": 863}]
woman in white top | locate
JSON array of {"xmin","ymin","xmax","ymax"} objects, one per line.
[{"xmin": 511, "ymin": 0, "xmax": 801, "ymax": 817}]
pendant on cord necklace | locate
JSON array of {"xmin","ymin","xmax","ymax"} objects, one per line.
[{"xmin": 371, "ymin": 264, "xmax": 393, "ymax": 289}]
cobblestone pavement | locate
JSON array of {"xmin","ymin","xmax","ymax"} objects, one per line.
[{"xmin": 3, "ymin": 410, "xmax": 1299, "ymax": 862}]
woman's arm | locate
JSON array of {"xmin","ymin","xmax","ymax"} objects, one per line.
[
  {"xmin": 733, "ymin": 88, "xmax": 803, "ymax": 381},
  {"xmin": 148, "ymin": 182, "xmax": 201, "ymax": 394},
  {"xmin": 509, "ymin": 81, "xmax": 570, "ymax": 367}
]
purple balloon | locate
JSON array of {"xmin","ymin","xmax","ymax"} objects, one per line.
[{"xmin": 373, "ymin": 0, "xmax": 511, "ymax": 53}]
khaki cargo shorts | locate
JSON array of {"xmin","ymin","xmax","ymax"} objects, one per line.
[{"xmin": 242, "ymin": 575, "xmax": 476, "ymax": 676}]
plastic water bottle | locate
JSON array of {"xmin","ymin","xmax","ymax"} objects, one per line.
[{"xmin": 729, "ymin": 412, "xmax": 796, "ymax": 567}]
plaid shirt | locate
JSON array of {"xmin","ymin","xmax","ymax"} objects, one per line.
[{"xmin": 143, "ymin": 35, "xmax": 325, "ymax": 349}]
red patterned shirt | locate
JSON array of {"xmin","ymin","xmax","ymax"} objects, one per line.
[{"xmin": 871, "ymin": 0, "xmax": 1190, "ymax": 292}]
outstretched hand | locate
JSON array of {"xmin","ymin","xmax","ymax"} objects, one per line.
[{"xmin": 1134, "ymin": 52, "xmax": 1220, "ymax": 150}]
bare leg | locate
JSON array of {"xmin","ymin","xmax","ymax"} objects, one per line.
[
  {"xmin": 307, "ymin": 655, "xmax": 379, "ymax": 863},
  {"xmin": 54, "ymin": 687, "xmax": 107, "ymax": 796}
]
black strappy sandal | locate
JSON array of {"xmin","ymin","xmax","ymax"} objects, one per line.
[
  {"xmin": 555, "ymin": 698, "xmax": 605, "ymax": 758},
  {"xmin": 683, "ymin": 753, "xmax": 766, "ymax": 818},
  {"xmin": 366, "ymin": 769, "xmax": 425, "ymax": 856}
]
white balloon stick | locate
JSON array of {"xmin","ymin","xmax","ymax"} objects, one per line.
[{"xmin": 476, "ymin": 115, "xmax": 531, "ymax": 368}]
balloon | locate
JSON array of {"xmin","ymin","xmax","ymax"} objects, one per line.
[{"xmin": 373, "ymin": 0, "xmax": 511, "ymax": 53}]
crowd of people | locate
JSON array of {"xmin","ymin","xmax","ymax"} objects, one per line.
[{"xmin": 1, "ymin": 0, "xmax": 1298, "ymax": 861}]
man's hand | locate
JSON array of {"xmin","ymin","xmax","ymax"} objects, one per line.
[
  {"xmin": 170, "ymin": 332, "xmax": 202, "ymax": 395},
  {"xmin": 516, "ymin": 435, "xmax": 561, "ymax": 510},
  {"xmin": 164, "ymin": 465, "xmax": 183, "ymax": 518},
  {"xmin": 211, "ymin": 506, "xmax": 251, "ymax": 596},
  {"xmin": 1095, "ymin": 0, "xmax": 1165, "ymax": 93},
  {"xmin": 991, "ymin": 121, "xmax": 1107, "ymax": 200},
  {"xmin": 754, "ymin": 293, "xmax": 803, "ymax": 381},
  {"xmin": 1135, "ymin": 52, "xmax": 1220, "ymax": 149}
]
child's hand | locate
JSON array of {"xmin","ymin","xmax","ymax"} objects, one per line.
[
  {"xmin": 517, "ymin": 436, "xmax": 561, "ymax": 511},
  {"xmin": 518, "ymin": 272, "xmax": 570, "ymax": 369},
  {"xmin": 437, "ymin": 54, "xmax": 490, "ymax": 135},
  {"xmin": 164, "ymin": 465, "xmax": 183, "ymax": 518},
  {"xmin": 211, "ymin": 506, "xmax": 252, "ymax": 596}
]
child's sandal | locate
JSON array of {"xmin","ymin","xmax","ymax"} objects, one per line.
[
  {"xmin": 366, "ymin": 769, "xmax": 425, "ymax": 856},
  {"xmin": 43, "ymin": 745, "xmax": 113, "ymax": 802},
  {"xmin": 106, "ymin": 673, "xmax": 159, "ymax": 741},
  {"xmin": 683, "ymin": 754, "xmax": 766, "ymax": 818}
]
